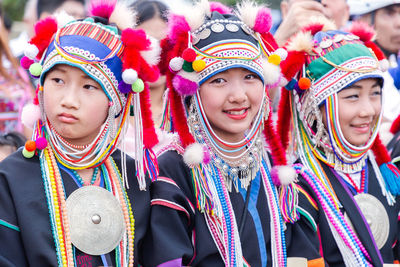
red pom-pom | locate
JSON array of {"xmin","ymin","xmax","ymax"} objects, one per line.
[
  {"xmin": 30, "ymin": 17, "xmax": 58, "ymax": 59},
  {"xmin": 25, "ymin": 140, "xmax": 36, "ymax": 152},
  {"xmin": 20, "ymin": 56, "xmax": 34, "ymax": 70},
  {"xmin": 298, "ymin": 77, "xmax": 311, "ymax": 90},
  {"xmin": 182, "ymin": 48, "xmax": 196, "ymax": 62},
  {"xmin": 35, "ymin": 137, "xmax": 48, "ymax": 150},
  {"xmin": 347, "ymin": 21, "xmax": 374, "ymax": 43}
]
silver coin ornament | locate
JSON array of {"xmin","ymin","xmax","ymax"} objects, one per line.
[
  {"xmin": 66, "ymin": 186, "xmax": 126, "ymax": 255},
  {"xmin": 344, "ymin": 193, "xmax": 389, "ymax": 249}
]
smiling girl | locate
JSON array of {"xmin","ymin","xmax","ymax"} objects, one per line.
[
  {"xmin": 278, "ymin": 21, "xmax": 400, "ymax": 266},
  {"xmin": 0, "ymin": 1, "xmax": 160, "ymax": 266},
  {"xmin": 141, "ymin": 1, "xmax": 300, "ymax": 266}
]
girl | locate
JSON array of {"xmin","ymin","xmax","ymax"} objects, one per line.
[
  {"xmin": 278, "ymin": 20, "xmax": 400, "ymax": 266},
  {"xmin": 142, "ymin": 1, "xmax": 301, "ymax": 266},
  {"xmin": 0, "ymin": 1, "xmax": 160, "ymax": 266}
]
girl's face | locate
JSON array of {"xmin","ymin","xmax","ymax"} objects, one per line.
[
  {"xmin": 321, "ymin": 78, "xmax": 382, "ymax": 147},
  {"xmin": 199, "ymin": 68, "xmax": 264, "ymax": 142},
  {"xmin": 43, "ymin": 64, "xmax": 109, "ymax": 146}
]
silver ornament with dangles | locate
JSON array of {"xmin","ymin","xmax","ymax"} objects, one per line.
[
  {"xmin": 344, "ymin": 193, "xmax": 389, "ymax": 249},
  {"xmin": 66, "ymin": 186, "xmax": 125, "ymax": 255}
]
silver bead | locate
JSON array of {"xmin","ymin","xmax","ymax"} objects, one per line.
[{"xmin": 91, "ymin": 214, "xmax": 101, "ymax": 224}]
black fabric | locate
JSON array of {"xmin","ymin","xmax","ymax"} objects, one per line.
[
  {"xmin": 0, "ymin": 148, "xmax": 150, "ymax": 266},
  {"xmin": 195, "ymin": 11, "xmax": 258, "ymax": 49},
  {"xmin": 286, "ymin": 159, "xmax": 400, "ymax": 266},
  {"xmin": 142, "ymin": 150, "xmax": 275, "ymax": 266}
]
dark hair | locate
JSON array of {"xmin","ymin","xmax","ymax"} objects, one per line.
[
  {"xmin": 37, "ymin": 0, "xmax": 85, "ymax": 19},
  {"xmin": 0, "ymin": 132, "xmax": 27, "ymax": 149},
  {"xmin": 130, "ymin": 0, "xmax": 169, "ymax": 25}
]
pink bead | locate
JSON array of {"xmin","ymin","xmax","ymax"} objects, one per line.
[
  {"xmin": 20, "ymin": 56, "xmax": 34, "ymax": 70},
  {"xmin": 35, "ymin": 137, "xmax": 48, "ymax": 150}
]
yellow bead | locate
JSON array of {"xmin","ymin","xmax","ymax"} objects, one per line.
[
  {"xmin": 268, "ymin": 54, "xmax": 281, "ymax": 66},
  {"xmin": 192, "ymin": 59, "xmax": 206, "ymax": 72}
]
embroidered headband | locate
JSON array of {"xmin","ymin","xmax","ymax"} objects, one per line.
[{"xmin": 20, "ymin": 0, "xmax": 161, "ymax": 189}]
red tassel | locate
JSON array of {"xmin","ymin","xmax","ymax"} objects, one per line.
[
  {"xmin": 263, "ymin": 110, "xmax": 287, "ymax": 166},
  {"xmin": 372, "ymin": 135, "xmax": 391, "ymax": 166},
  {"xmin": 347, "ymin": 21, "xmax": 375, "ymax": 43},
  {"xmin": 390, "ymin": 115, "xmax": 400, "ymax": 134},
  {"xmin": 364, "ymin": 41, "xmax": 386, "ymax": 61},
  {"xmin": 140, "ymin": 83, "xmax": 158, "ymax": 149},
  {"xmin": 280, "ymin": 50, "xmax": 306, "ymax": 82},
  {"xmin": 260, "ymin": 32, "xmax": 278, "ymax": 51},
  {"xmin": 277, "ymin": 88, "xmax": 291, "ymax": 150},
  {"xmin": 302, "ymin": 23, "xmax": 324, "ymax": 35},
  {"xmin": 30, "ymin": 17, "xmax": 58, "ymax": 60},
  {"xmin": 167, "ymin": 72, "xmax": 195, "ymax": 148},
  {"xmin": 159, "ymin": 38, "xmax": 174, "ymax": 75}
]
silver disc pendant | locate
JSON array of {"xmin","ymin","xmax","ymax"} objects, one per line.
[
  {"xmin": 344, "ymin": 193, "xmax": 389, "ymax": 249},
  {"xmin": 66, "ymin": 186, "xmax": 125, "ymax": 255}
]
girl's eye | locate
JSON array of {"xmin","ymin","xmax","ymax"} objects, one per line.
[
  {"xmin": 83, "ymin": 84, "xmax": 99, "ymax": 90},
  {"xmin": 210, "ymin": 77, "xmax": 225, "ymax": 84},
  {"xmin": 372, "ymin": 90, "xmax": 382, "ymax": 96},
  {"xmin": 52, "ymin": 78, "xmax": 64, "ymax": 84},
  {"xmin": 245, "ymin": 73, "xmax": 258, "ymax": 80},
  {"xmin": 344, "ymin": 94, "xmax": 358, "ymax": 100}
]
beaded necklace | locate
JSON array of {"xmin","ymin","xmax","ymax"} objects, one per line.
[
  {"xmin": 292, "ymin": 97, "xmax": 375, "ymax": 266},
  {"xmin": 71, "ymin": 167, "xmax": 99, "ymax": 186},
  {"xmin": 176, "ymin": 88, "xmax": 286, "ymax": 266},
  {"xmin": 40, "ymin": 146, "xmax": 135, "ymax": 266}
]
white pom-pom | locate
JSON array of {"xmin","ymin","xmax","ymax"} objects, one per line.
[
  {"xmin": 140, "ymin": 36, "xmax": 161, "ymax": 66},
  {"xmin": 262, "ymin": 61, "xmax": 281, "ymax": 85},
  {"xmin": 379, "ymin": 59, "xmax": 390, "ymax": 72},
  {"xmin": 279, "ymin": 77, "xmax": 289, "ymax": 87},
  {"xmin": 122, "ymin": 69, "xmax": 138, "ymax": 84},
  {"xmin": 21, "ymin": 103, "xmax": 41, "ymax": 129},
  {"xmin": 54, "ymin": 10, "xmax": 74, "ymax": 28},
  {"xmin": 274, "ymin": 48, "xmax": 288, "ymax": 61},
  {"xmin": 276, "ymin": 165, "xmax": 297, "ymax": 186},
  {"xmin": 169, "ymin": 57, "xmax": 184, "ymax": 72},
  {"xmin": 24, "ymin": 44, "xmax": 39, "ymax": 60},
  {"xmin": 183, "ymin": 143, "xmax": 204, "ymax": 166},
  {"xmin": 236, "ymin": 1, "xmax": 258, "ymax": 29}
]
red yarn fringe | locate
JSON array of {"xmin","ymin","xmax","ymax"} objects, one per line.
[{"xmin": 372, "ymin": 135, "xmax": 391, "ymax": 166}]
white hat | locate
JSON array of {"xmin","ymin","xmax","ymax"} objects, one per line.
[{"xmin": 348, "ymin": 0, "xmax": 400, "ymax": 16}]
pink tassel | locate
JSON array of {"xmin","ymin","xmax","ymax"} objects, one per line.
[
  {"xmin": 172, "ymin": 75, "xmax": 198, "ymax": 96},
  {"xmin": 88, "ymin": 0, "xmax": 117, "ymax": 18},
  {"xmin": 209, "ymin": 2, "xmax": 232, "ymax": 14},
  {"xmin": 253, "ymin": 8, "xmax": 272, "ymax": 34},
  {"xmin": 168, "ymin": 14, "xmax": 190, "ymax": 44}
]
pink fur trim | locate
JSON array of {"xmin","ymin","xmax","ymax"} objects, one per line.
[
  {"xmin": 270, "ymin": 167, "xmax": 281, "ymax": 186},
  {"xmin": 209, "ymin": 2, "xmax": 232, "ymax": 14},
  {"xmin": 88, "ymin": 0, "xmax": 117, "ymax": 19},
  {"xmin": 168, "ymin": 14, "xmax": 190, "ymax": 44},
  {"xmin": 172, "ymin": 75, "xmax": 198, "ymax": 96},
  {"xmin": 253, "ymin": 8, "xmax": 272, "ymax": 33}
]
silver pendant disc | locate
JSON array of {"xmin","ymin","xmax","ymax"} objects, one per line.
[
  {"xmin": 66, "ymin": 186, "xmax": 125, "ymax": 255},
  {"xmin": 344, "ymin": 193, "xmax": 389, "ymax": 249}
]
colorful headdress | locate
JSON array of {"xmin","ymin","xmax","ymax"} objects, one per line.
[
  {"xmin": 160, "ymin": 2, "xmax": 298, "ymax": 265},
  {"xmin": 162, "ymin": 0, "xmax": 289, "ymax": 167},
  {"xmin": 20, "ymin": 0, "xmax": 160, "ymax": 189},
  {"xmin": 277, "ymin": 20, "xmax": 400, "ymax": 194}
]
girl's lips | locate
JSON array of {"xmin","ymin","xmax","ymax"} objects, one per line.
[
  {"xmin": 58, "ymin": 113, "xmax": 78, "ymax": 123},
  {"xmin": 224, "ymin": 108, "xmax": 249, "ymax": 120},
  {"xmin": 352, "ymin": 123, "xmax": 371, "ymax": 134}
]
